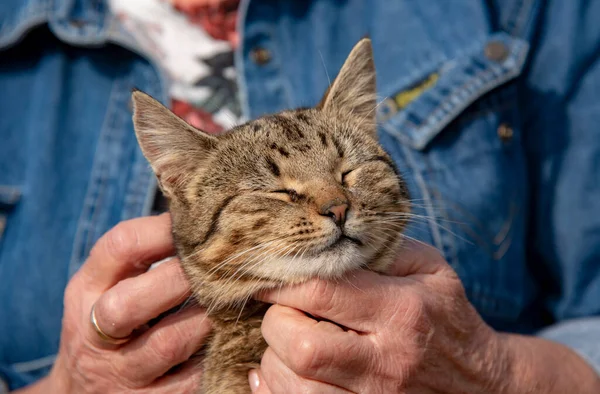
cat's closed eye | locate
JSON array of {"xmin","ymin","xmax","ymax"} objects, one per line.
[
  {"xmin": 270, "ymin": 189, "xmax": 300, "ymax": 202},
  {"xmin": 340, "ymin": 169, "xmax": 354, "ymax": 186}
]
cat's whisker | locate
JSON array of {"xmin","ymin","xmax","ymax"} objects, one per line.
[
  {"xmin": 274, "ymin": 242, "xmax": 307, "ymax": 304},
  {"xmin": 318, "ymin": 50, "xmax": 332, "ymax": 87},
  {"xmin": 175, "ymin": 294, "xmax": 199, "ymax": 314},
  {"xmin": 234, "ymin": 294, "xmax": 252, "ymax": 327},
  {"xmin": 364, "ymin": 212, "xmax": 470, "ymax": 244},
  {"xmin": 367, "ymin": 221, "xmax": 433, "ymax": 249},
  {"xmin": 362, "ymin": 230, "xmax": 398, "ymax": 255},
  {"xmin": 203, "ymin": 235, "xmax": 291, "ymax": 277},
  {"xmin": 364, "ymin": 212, "xmax": 464, "ymax": 226},
  {"xmin": 223, "ymin": 241, "xmax": 292, "ymax": 286},
  {"xmin": 341, "ymin": 272, "xmax": 367, "ymax": 294},
  {"xmin": 201, "ymin": 241, "xmax": 295, "ymax": 316},
  {"xmin": 224, "ymin": 240, "xmax": 304, "ymax": 294},
  {"xmin": 357, "ymin": 95, "xmax": 389, "ymax": 126},
  {"xmin": 361, "ymin": 208, "xmax": 455, "ymax": 220}
]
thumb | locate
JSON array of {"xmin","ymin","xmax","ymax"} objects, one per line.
[{"xmin": 386, "ymin": 239, "xmax": 454, "ymax": 278}]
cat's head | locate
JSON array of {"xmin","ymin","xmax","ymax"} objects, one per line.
[{"xmin": 132, "ymin": 39, "xmax": 410, "ymax": 304}]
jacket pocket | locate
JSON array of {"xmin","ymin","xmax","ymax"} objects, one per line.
[{"xmin": 378, "ymin": 32, "xmax": 535, "ymax": 325}]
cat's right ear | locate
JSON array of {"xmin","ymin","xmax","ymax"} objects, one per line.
[
  {"xmin": 131, "ymin": 90, "xmax": 218, "ymax": 198},
  {"xmin": 318, "ymin": 38, "xmax": 377, "ymax": 125}
]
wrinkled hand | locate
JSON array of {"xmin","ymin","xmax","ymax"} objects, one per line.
[
  {"xmin": 29, "ymin": 214, "xmax": 210, "ymax": 393},
  {"xmin": 250, "ymin": 242, "xmax": 600, "ymax": 394}
]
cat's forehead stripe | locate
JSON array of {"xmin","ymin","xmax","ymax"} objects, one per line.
[
  {"xmin": 331, "ymin": 136, "xmax": 344, "ymax": 158},
  {"xmin": 318, "ymin": 132, "xmax": 328, "ymax": 147},
  {"xmin": 265, "ymin": 157, "xmax": 280, "ymax": 177},
  {"xmin": 269, "ymin": 143, "xmax": 290, "ymax": 157}
]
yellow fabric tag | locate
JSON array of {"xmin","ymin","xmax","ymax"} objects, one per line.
[{"xmin": 393, "ymin": 72, "xmax": 439, "ymax": 110}]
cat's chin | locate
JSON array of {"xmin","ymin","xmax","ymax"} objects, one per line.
[{"xmin": 249, "ymin": 238, "xmax": 371, "ymax": 282}]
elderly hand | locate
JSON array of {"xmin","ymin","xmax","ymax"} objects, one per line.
[
  {"xmin": 20, "ymin": 214, "xmax": 210, "ymax": 394},
  {"xmin": 250, "ymin": 242, "xmax": 600, "ymax": 394}
]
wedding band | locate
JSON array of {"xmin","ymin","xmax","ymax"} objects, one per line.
[{"xmin": 90, "ymin": 304, "xmax": 131, "ymax": 345}]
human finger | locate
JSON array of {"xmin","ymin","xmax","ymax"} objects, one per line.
[
  {"xmin": 261, "ymin": 304, "xmax": 371, "ymax": 391},
  {"xmin": 112, "ymin": 305, "xmax": 211, "ymax": 388},
  {"xmin": 257, "ymin": 270, "xmax": 402, "ymax": 332},
  {"xmin": 147, "ymin": 358, "xmax": 203, "ymax": 394},
  {"xmin": 79, "ymin": 214, "xmax": 175, "ymax": 292},
  {"xmin": 89, "ymin": 258, "xmax": 191, "ymax": 344},
  {"xmin": 256, "ymin": 347, "xmax": 353, "ymax": 394},
  {"xmin": 388, "ymin": 239, "xmax": 455, "ymax": 277}
]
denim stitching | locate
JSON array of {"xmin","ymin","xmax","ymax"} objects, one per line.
[
  {"xmin": 428, "ymin": 183, "xmax": 459, "ymax": 267},
  {"xmin": 84, "ymin": 81, "xmax": 130, "ymax": 249},
  {"xmin": 400, "ymin": 144, "xmax": 443, "ymax": 252},
  {"xmin": 506, "ymin": 0, "xmax": 538, "ymax": 38},
  {"xmin": 381, "ymin": 35, "xmax": 528, "ymax": 151},
  {"xmin": 68, "ymin": 76, "xmax": 123, "ymax": 277}
]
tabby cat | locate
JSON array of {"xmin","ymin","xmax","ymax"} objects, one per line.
[{"xmin": 132, "ymin": 38, "xmax": 410, "ymax": 393}]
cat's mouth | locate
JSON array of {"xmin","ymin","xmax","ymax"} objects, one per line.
[{"xmin": 328, "ymin": 234, "xmax": 363, "ymax": 249}]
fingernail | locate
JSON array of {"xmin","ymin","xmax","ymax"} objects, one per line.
[{"xmin": 248, "ymin": 369, "xmax": 260, "ymax": 392}]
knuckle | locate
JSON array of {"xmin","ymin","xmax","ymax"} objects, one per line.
[
  {"xmin": 151, "ymin": 329, "xmax": 186, "ymax": 363},
  {"xmin": 95, "ymin": 290, "xmax": 130, "ymax": 335},
  {"xmin": 99, "ymin": 221, "xmax": 140, "ymax": 263},
  {"xmin": 288, "ymin": 334, "xmax": 323, "ymax": 376}
]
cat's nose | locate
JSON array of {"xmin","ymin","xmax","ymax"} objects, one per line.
[{"xmin": 320, "ymin": 200, "xmax": 349, "ymax": 226}]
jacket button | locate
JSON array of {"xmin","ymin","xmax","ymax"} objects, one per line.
[
  {"xmin": 485, "ymin": 41, "xmax": 509, "ymax": 63},
  {"xmin": 497, "ymin": 123, "xmax": 514, "ymax": 142},
  {"xmin": 250, "ymin": 47, "xmax": 272, "ymax": 65},
  {"xmin": 69, "ymin": 19, "xmax": 87, "ymax": 28}
]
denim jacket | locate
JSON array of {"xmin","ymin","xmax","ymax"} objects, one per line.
[{"xmin": 1, "ymin": 0, "xmax": 599, "ymax": 390}]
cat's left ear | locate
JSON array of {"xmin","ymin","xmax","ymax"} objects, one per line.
[
  {"xmin": 318, "ymin": 38, "xmax": 377, "ymax": 125},
  {"xmin": 132, "ymin": 90, "xmax": 218, "ymax": 198}
]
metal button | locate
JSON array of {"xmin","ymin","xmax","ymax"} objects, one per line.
[
  {"xmin": 497, "ymin": 123, "xmax": 514, "ymax": 142},
  {"xmin": 69, "ymin": 19, "xmax": 87, "ymax": 28},
  {"xmin": 250, "ymin": 47, "xmax": 272, "ymax": 65},
  {"xmin": 485, "ymin": 41, "xmax": 509, "ymax": 63}
]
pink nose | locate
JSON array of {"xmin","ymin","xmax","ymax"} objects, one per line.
[{"xmin": 322, "ymin": 202, "xmax": 348, "ymax": 226}]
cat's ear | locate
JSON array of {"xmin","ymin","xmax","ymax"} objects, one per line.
[
  {"xmin": 132, "ymin": 90, "xmax": 218, "ymax": 198},
  {"xmin": 318, "ymin": 38, "xmax": 377, "ymax": 124}
]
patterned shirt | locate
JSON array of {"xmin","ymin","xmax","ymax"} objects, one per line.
[{"xmin": 108, "ymin": 0, "xmax": 241, "ymax": 211}]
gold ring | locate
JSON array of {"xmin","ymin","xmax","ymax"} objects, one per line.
[{"xmin": 90, "ymin": 304, "xmax": 131, "ymax": 345}]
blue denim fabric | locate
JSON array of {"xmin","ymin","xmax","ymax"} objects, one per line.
[
  {"xmin": 1, "ymin": 0, "xmax": 599, "ymax": 390},
  {"xmin": 0, "ymin": 2, "xmax": 166, "ymax": 388}
]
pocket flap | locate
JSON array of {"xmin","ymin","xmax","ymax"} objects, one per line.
[{"xmin": 379, "ymin": 32, "xmax": 529, "ymax": 150}]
